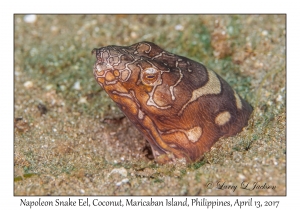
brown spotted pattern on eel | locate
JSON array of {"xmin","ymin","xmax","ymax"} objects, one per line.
[{"xmin": 92, "ymin": 41, "xmax": 253, "ymax": 163}]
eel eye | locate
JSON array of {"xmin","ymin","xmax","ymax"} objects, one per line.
[{"xmin": 141, "ymin": 68, "xmax": 161, "ymax": 86}]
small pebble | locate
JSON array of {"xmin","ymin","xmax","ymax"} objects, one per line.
[
  {"xmin": 23, "ymin": 81, "xmax": 33, "ymax": 89},
  {"xmin": 24, "ymin": 15, "xmax": 37, "ymax": 23},
  {"xmin": 261, "ymin": 30, "xmax": 269, "ymax": 36},
  {"xmin": 50, "ymin": 26, "xmax": 58, "ymax": 32},
  {"xmin": 15, "ymin": 118, "xmax": 29, "ymax": 133},
  {"xmin": 130, "ymin": 31, "xmax": 137, "ymax": 39},
  {"xmin": 108, "ymin": 167, "xmax": 127, "ymax": 177},
  {"xmin": 116, "ymin": 178, "xmax": 129, "ymax": 186},
  {"xmin": 15, "ymin": 71, "xmax": 21, "ymax": 77},
  {"xmin": 73, "ymin": 81, "xmax": 81, "ymax": 90},
  {"xmin": 122, "ymin": 178, "xmax": 129, "ymax": 183},
  {"xmin": 238, "ymin": 174, "xmax": 246, "ymax": 180},
  {"xmin": 37, "ymin": 103, "xmax": 48, "ymax": 115},
  {"xmin": 276, "ymin": 95, "xmax": 283, "ymax": 102},
  {"xmin": 175, "ymin": 24, "xmax": 184, "ymax": 31},
  {"xmin": 59, "ymin": 85, "xmax": 66, "ymax": 91},
  {"xmin": 45, "ymin": 84, "xmax": 53, "ymax": 90},
  {"xmin": 78, "ymin": 97, "xmax": 88, "ymax": 104}
]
